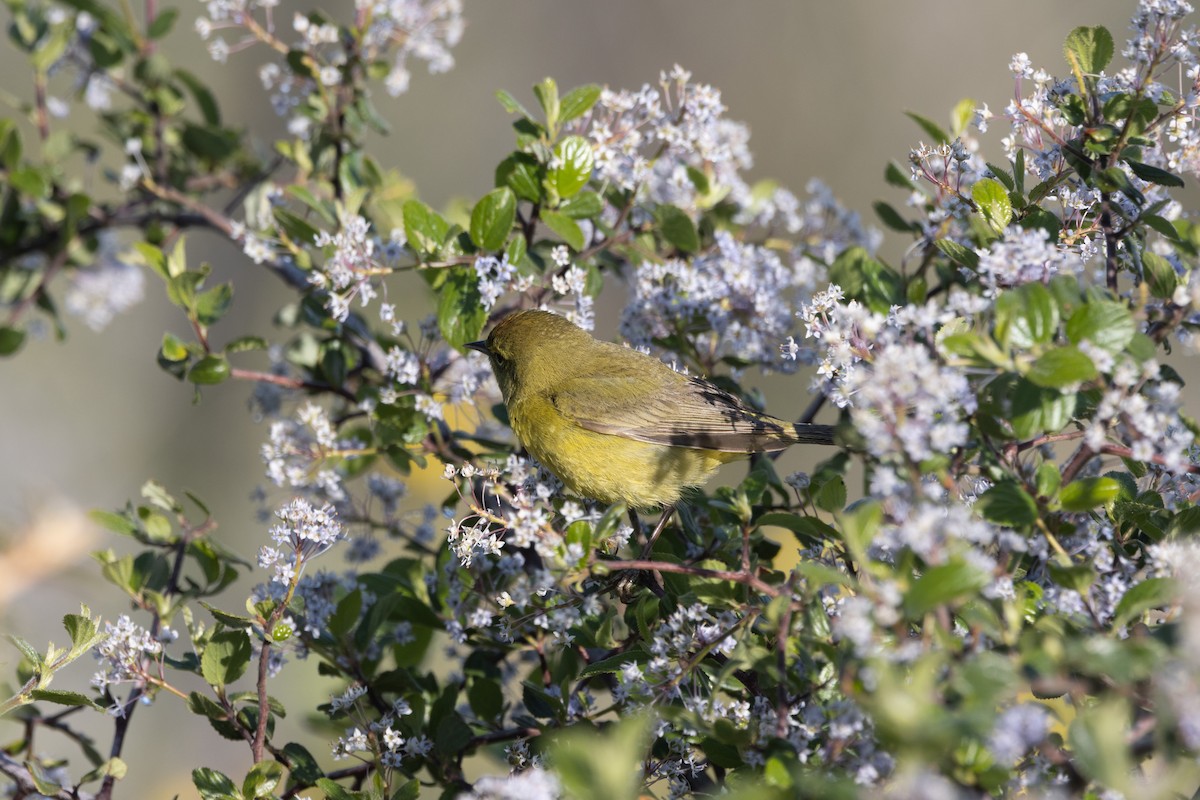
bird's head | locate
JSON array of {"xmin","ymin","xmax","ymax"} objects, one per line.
[{"xmin": 466, "ymin": 310, "xmax": 590, "ymax": 401}]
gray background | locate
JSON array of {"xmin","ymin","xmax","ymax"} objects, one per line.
[{"xmin": 0, "ymin": 1, "xmax": 1139, "ymax": 795}]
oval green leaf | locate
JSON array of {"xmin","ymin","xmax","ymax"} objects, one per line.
[{"xmin": 469, "ymin": 187, "xmax": 517, "ymax": 252}]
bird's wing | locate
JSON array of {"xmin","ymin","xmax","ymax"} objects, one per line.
[{"xmin": 549, "ymin": 371, "xmax": 798, "ymax": 453}]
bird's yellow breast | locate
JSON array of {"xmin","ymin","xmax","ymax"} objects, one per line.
[{"xmin": 509, "ymin": 394, "xmax": 738, "ymax": 508}]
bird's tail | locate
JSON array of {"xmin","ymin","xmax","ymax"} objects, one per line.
[{"xmin": 790, "ymin": 423, "xmax": 836, "ymax": 446}]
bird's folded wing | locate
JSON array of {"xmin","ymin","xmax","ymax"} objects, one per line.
[{"xmin": 549, "ymin": 373, "xmax": 795, "ymax": 453}]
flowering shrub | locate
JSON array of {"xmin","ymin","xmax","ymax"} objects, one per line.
[{"xmin": 5, "ymin": 1, "xmax": 1200, "ymax": 798}]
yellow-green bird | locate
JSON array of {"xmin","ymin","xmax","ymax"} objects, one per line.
[{"xmin": 467, "ymin": 310, "xmax": 834, "ymax": 541}]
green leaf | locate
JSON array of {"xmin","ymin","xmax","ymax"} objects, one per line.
[
  {"xmin": 147, "ymin": 8, "xmax": 178, "ymax": 38},
  {"xmin": 433, "ymin": 711, "xmax": 474, "ymax": 758},
  {"xmin": 242, "ymin": 760, "xmax": 284, "ymax": 799},
  {"xmin": 195, "ymin": 283, "xmax": 233, "ymax": 326},
  {"xmin": 549, "ymin": 715, "xmax": 653, "ymax": 800},
  {"xmin": 188, "ymin": 354, "xmax": 230, "ymax": 385},
  {"xmin": 175, "ymin": 69, "xmax": 221, "ymax": 126},
  {"xmin": 657, "ymin": 205, "xmax": 699, "ymax": 253},
  {"xmin": 226, "ymin": 335, "xmax": 269, "ymax": 353},
  {"xmin": 29, "ymin": 689, "xmax": 103, "ymax": 711},
  {"xmin": 437, "ymin": 267, "xmax": 488, "ymax": 351},
  {"xmin": 1112, "ymin": 576, "xmax": 1177, "ymax": 629},
  {"xmin": 976, "ymin": 481, "xmax": 1038, "ymax": 527},
  {"xmin": 1065, "ymin": 300, "xmax": 1135, "ymax": 353},
  {"xmin": 559, "ymin": 84, "xmax": 602, "ymax": 124},
  {"xmin": 533, "ymin": 77, "xmax": 560, "ymax": 129},
  {"xmin": 1025, "ymin": 346, "xmax": 1097, "ymax": 388},
  {"xmin": 496, "ymin": 153, "xmax": 543, "ymax": 202},
  {"xmin": 872, "ymin": 201, "xmax": 913, "ymax": 232},
  {"xmin": 558, "ymin": 190, "xmax": 603, "ymax": 220},
  {"xmin": 1035, "ymin": 462, "xmax": 1062, "ymax": 498},
  {"xmin": 905, "ymin": 110, "xmax": 950, "ymax": 144},
  {"xmin": 200, "ymin": 630, "xmax": 252, "ymax": 688},
  {"xmin": 903, "ymin": 561, "xmax": 990, "ymax": 617},
  {"xmin": 1059, "ymin": 476, "xmax": 1122, "ymax": 512},
  {"xmin": 159, "ymin": 332, "xmax": 188, "ymax": 362},
  {"xmin": 1068, "ymin": 700, "xmax": 1131, "ymax": 795},
  {"xmin": 547, "ymin": 135, "xmax": 594, "ymax": 198},
  {"xmin": 935, "ymin": 239, "xmax": 980, "ymax": 270},
  {"xmin": 495, "ymin": 88, "xmax": 531, "ymax": 117},
  {"xmin": 1142, "ymin": 251, "xmax": 1178, "ymax": 299},
  {"xmin": 1010, "ymin": 378, "xmax": 1077, "ymax": 438},
  {"xmin": 995, "ymin": 283, "xmax": 1059, "ymax": 349},
  {"xmin": 972, "ymin": 177, "xmax": 1013, "ymax": 233},
  {"xmin": 0, "ymin": 326, "xmax": 26, "ymax": 356},
  {"xmin": 402, "ymin": 199, "xmax": 450, "ymax": 255},
  {"xmin": 813, "ymin": 476, "xmax": 846, "ymax": 513},
  {"xmin": 193, "ymin": 767, "xmax": 239, "ymax": 800},
  {"xmin": 541, "ymin": 209, "xmax": 585, "ymax": 251},
  {"xmin": 469, "ymin": 187, "xmax": 516, "ymax": 252},
  {"xmin": 1064, "ymin": 26, "xmax": 1114, "ymax": 75},
  {"xmin": 1125, "ymin": 159, "xmax": 1184, "ymax": 188}
]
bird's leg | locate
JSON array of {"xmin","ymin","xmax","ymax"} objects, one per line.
[
  {"xmin": 615, "ymin": 504, "xmax": 675, "ymax": 601},
  {"xmin": 639, "ymin": 503, "xmax": 677, "ymax": 559}
]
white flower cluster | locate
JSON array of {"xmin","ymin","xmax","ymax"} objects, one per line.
[
  {"xmin": 257, "ymin": 498, "xmax": 345, "ymax": 585},
  {"xmin": 310, "ymin": 215, "xmax": 407, "ymax": 323},
  {"xmin": 974, "ymin": 226, "xmax": 1084, "ymax": 297},
  {"xmin": 63, "ymin": 233, "xmax": 145, "ymax": 332},
  {"xmin": 459, "ymin": 767, "xmax": 561, "ymax": 800},
  {"xmin": 261, "ymin": 403, "xmax": 353, "ymax": 501},
  {"xmin": 358, "ymin": 0, "xmax": 465, "ymax": 97},
  {"xmin": 1083, "ymin": 357, "xmax": 1195, "ymax": 472},
  {"xmin": 91, "ymin": 615, "xmax": 170, "ymax": 696},
  {"xmin": 622, "ymin": 230, "xmax": 823, "ymax": 371},
  {"xmin": 796, "ymin": 285, "xmax": 976, "ymax": 464}
]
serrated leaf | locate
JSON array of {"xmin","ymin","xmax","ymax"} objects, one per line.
[
  {"xmin": 193, "ymin": 767, "xmax": 239, "ymax": 800},
  {"xmin": 242, "ymin": 760, "xmax": 284, "ymax": 799},
  {"xmin": 935, "ymin": 239, "xmax": 980, "ymax": 270},
  {"xmin": 469, "ymin": 187, "xmax": 516, "ymax": 252},
  {"xmin": 1064, "ymin": 25, "xmax": 1115, "ymax": 76},
  {"xmin": 1065, "ymin": 300, "xmax": 1135, "ymax": 353},
  {"xmin": 200, "ymin": 630, "xmax": 252, "ymax": 688},
  {"xmin": 29, "ymin": 689, "xmax": 103, "ymax": 710}
]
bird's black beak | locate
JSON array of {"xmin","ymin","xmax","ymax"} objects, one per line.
[{"xmin": 466, "ymin": 340, "xmax": 490, "ymax": 355}]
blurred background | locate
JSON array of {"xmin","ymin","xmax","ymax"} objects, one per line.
[{"xmin": 0, "ymin": 1, "xmax": 1140, "ymax": 795}]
